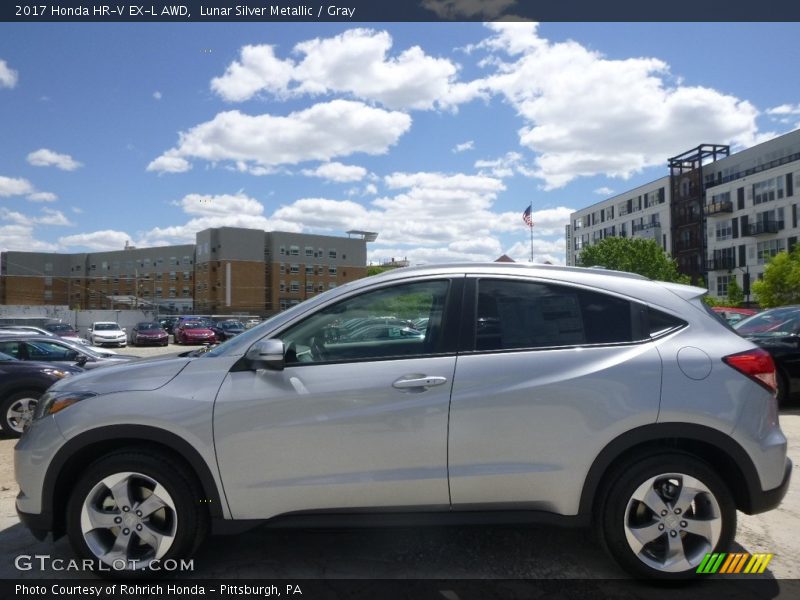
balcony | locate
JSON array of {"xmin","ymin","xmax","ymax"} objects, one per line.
[
  {"xmin": 707, "ymin": 256, "xmax": 736, "ymax": 271},
  {"xmin": 705, "ymin": 200, "xmax": 733, "ymax": 216},
  {"xmin": 744, "ymin": 220, "xmax": 782, "ymax": 236}
]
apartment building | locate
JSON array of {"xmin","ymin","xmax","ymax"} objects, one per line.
[
  {"xmin": 566, "ymin": 128, "xmax": 800, "ymax": 301},
  {"xmin": 566, "ymin": 177, "xmax": 671, "ymax": 266},
  {"xmin": 1, "ymin": 227, "xmax": 368, "ymax": 315}
]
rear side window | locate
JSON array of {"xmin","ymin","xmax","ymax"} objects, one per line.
[
  {"xmin": 648, "ymin": 308, "xmax": 687, "ymax": 337},
  {"xmin": 474, "ymin": 279, "xmax": 639, "ymax": 351}
]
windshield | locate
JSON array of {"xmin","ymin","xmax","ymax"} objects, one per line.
[
  {"xmin": 734, "ymin": 308, "xmax": 800, "ymax": 336},
  {"xmin": 46, "ymin": 323, "xmax": 74, "ymax": 333},
  {"xmin": 94, "ymin": 323, "xmax": 121, "ymax": 331},
  {"xmin": 137, "ymin": 323, "xmax": 161, "ymax": 330},
  {"xmin": 221, "ymin": 321, "xmax": 244, "ymax": 329}
]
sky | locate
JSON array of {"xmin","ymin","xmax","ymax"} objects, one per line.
[{"xmin": 1, "ymin": 22, "xmax": 799, "ymax": 265}]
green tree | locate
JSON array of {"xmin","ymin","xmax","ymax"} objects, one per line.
[
  {"xmin": 578, "ymin": 237, "xmax": 689, "ymax": 283},
  {"xmin": 726, "ymin": 278, "xmax": 744, "ymax": 306},
  {"xmin": 752, "ymin": 246, "xmax": 800, "ymax": 307},
  {"xmin": 367, "ymin": 266, "xmax": 391, "ymax": 277}
]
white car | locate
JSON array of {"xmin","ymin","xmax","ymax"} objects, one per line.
[{"xmin": 87, "ymin": 322, "xmax": 127, "ymax": 347}]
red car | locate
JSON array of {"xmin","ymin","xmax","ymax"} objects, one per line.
[{"xmin": 173, "ymin": 319, "xmax": 216, "ymax": 345}]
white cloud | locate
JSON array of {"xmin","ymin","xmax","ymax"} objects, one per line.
[
  {"xmin": 153, "ymin": 91, "xmax": 162, "ymax": 100},
  {"xmin": 766, "ymin": 104, "xmax": 800, "ymax": 116},
  {"xmin": 0, "ymin": 176, "xmax": 35, "ymax": 197},
  {"xmin": 211, "ymin": 30, "xmax": 475, "ymax": 111},
  {"xmin": 146, "ymin": 152, "xmax": 192, "ymax": 173},
  {"xmin": 505, "ymin": 238, "xmax": 565, "ymax": 264},
  {"xmin": 594, "ymin": 187, "xmax": 615, "ymax": 196},
  {"xmin": 27, "ymin": 192, "xmax": 58, "ymax": 202},
  {"xmin": 148, "ymin": 100, "xmax": 411, "ymax": 174},
  {"xmin": 302, "ymin": 162, "xmax": 368, "ymax": 183},
  {"xmin": 0, "ymin": 207, "xmax": 73, "ymax": 227},
  {"xmin": 472, "ymin": 23, "xmax": 761, "ymax": 189},
  {"xmin": 59, "ymin": 230, "xmax": 133, "ymax": 251},
  {"xmin": 474, "ymin": 151, "xmax": 536, "ymax": 178},
  {"xmin": 27, "ymin": 148, "xmax": 83, "ymax": 171},
  {"xmin": 452, "ymin": 140, "xmax": 474, "ymax": 153},
  {"xmin": 175, "ymin": 192, "xmax": 265, "ymax": 217},
  {"xmin": 0, "ymin": 59, "xmax": 18, "ymax": 89},
  {"xmin": 0, "ymin": 225, "xmax": 58, "ymax": 252}
]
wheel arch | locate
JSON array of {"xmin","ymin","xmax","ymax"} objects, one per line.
[
  {"xmin": 580, "ymin": 423, "xmax": 761, "ymax": 517},
  {"xmin": 45, "ymin": 425, "xmax": 225, "ymax": 538}
]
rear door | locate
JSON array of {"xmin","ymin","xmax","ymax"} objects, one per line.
[{"xmin": 448, "ymin": 276, "xmax": 662, "ymax": 515}]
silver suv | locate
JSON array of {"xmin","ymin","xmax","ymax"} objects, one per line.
[{"xmin": 15, "ymin": 264, "xmax": 790, "ymax": 579}]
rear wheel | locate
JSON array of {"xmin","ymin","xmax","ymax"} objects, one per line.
[
  {"xmin": 597, "ymin": 452, "xmax": 736, "ymax": 579},
  {"xmin": 66, "ymin": 450, "xmax": 207, "ymax": 577},
  {"xmin": 0, "ymin": 389, "xmax": 42, "ymax": 436}
]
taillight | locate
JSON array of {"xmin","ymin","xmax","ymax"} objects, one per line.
[{"xmin": 723, "ymin": 348, "xmax": 777, "ymax": 393}]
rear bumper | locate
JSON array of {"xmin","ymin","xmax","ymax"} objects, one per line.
[{"xmin": 746, "ymin": 458, "xmax": 792, "ymax": 515}]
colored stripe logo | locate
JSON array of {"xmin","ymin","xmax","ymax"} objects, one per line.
[{"xmin": 696, "ymin": 553, "xmax": 773, "ymax": 574}]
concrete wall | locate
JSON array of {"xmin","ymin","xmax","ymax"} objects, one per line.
[{"xmin": 0, "ymin": 306, "xmax": 157, "ymax": 340}]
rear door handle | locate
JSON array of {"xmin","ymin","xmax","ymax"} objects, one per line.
[{"xmin": 392, "ymin": 375, "xmax": 448, "ymax": 389}]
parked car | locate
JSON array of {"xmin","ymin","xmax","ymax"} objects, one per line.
[
  {"xmin": 173, "ymin": 318, "xmax": 216, "ymax": 345},
  {"xmin": 711, "ymin": 306, "xmax": 758, "ymax": 326},
  {"xmin": 87, "ymin": 322, "xmax": 127, "ymax": 347},
  {"xmin": 159, "ymin": 316, "xmax": 180, "ymax": 335},
  {"xmin": 0, "ymin": 326, "xmax": 116, "ymax": 356},
  {"xmin": 0, "ymin": 335, "xmax": 138, "ymax": 370},
  {"xmin": 0, "ymin": 351, "xmax": 83, "ymax": 436},
  {"xmin": 215, "ymin": 319, "xmax": 246, "ymax": 340},
  {"xmin": 15, "ymin": 264, "xmax": 790, "ymax": 579},
  {"xmin": 43, "ymin": 322, "xmax": 79, "ymax": 338},
  {"xmin": 733, "ymin": 305, "xmax": 800, "ymax": 403},
  {"xmin": 130, "ymin": 322, "xmax": 169, "ymax": 347},
  {"xmin": 244, "ymin": 317, "xmax": 261, "ymax": 329}
]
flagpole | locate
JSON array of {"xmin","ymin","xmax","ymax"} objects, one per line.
[{"xmin": 529, "ymin": 203, "xmax": 534, "ymax": 263}]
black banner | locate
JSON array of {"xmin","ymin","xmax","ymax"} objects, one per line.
[
  {"xmin": 2, "ymin": 578, "xmax": 799, "ymax": 600},
  {"xmin": 2, "ymin": 0, "xmax": 800, "ymax": 22}
]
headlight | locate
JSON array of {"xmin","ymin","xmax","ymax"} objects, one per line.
[
  {"xmin": 41, "ymin": 368, "xmax": 73, "ymax": 379},
  {"xmin": 34, "ymin": 391, "xmax": 97, "ymax": 420}
]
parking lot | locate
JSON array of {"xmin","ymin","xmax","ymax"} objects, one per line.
[{"xmin": 0, "ymin": 341, "xmax": 798, "ymax": 590}]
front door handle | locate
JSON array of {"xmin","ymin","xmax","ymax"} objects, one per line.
[{"xmin": 392, "ymin": 375, "xmax": 448, "ymax": 390}]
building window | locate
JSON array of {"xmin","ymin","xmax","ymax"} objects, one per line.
[
  {"xmin": 279, "ymin": 263, "xmax": 285, "ymax": 274},
  {"xmin": 290, "ymin": 245, "xmax": 299, "ymax": 256},
  {"xmin": 305, "ymin": 265, "xmax": 314, "ymax": 275},
  {"xmin": 183, "ymin": 271, "xmax": 191, "ymax": 280},
  {"xmin": 753, "ymin": 177, "xmax": 785, "ymax": 205},
  {"xmin": 169, "ymin": 288, "xmax": 176, "ymax": 298},
  {"xmin": 280, "ymin": 299, "xmax": 288, "ymax": 310},
  {"xmin": 329, "ymin": 266, "xmax": 337, "ymax": 276},
  {"xmin": 280, "ymin": 281, "xmax": 286, "ymax": 292},
  {"xmin": 182, "ymin": 287, "xmax": 191, "ymax": 297},
  {"xmin": 329, "ymin": 283, "xmax": 337, "ymax": 289},
  {"xmin": 290, "ymin": 281, "xmax": 300, "ymax": 293},
  {"xmin": 715, "ymin": 220, "xmax": 732, "ymax": 241},
  {"xmin": 183, "ymin": 256, "xmax": 192, "ymax": 266},
  {"xmin": 306, "ymin": 282, "xmax": 314, "ymax": 293},
  {"xmin": 757, "ymin": 239, "xmax": 785, "ymax": 265},
  {"xmin": 305, "ymin": 246, "xmax": 314, "ymax": 257},
  {"xmin": 155, "ymin": 287, "xmax": 163, "ymax": 297},
  {"xmin": 170, "ymin": 256, "xmax": 177, "ymax": 266},
  {"xmin": 44, "ymin": 262, "xmax": 53, "ymax": 273},
  {"xmin": 44, "ymin": 290, "xmax": 53, "ymax": 301},
  {"xmin": 329, "ymin": 249, "xmax": 337, "ymax": 259},
  {"xmin": 290, "ymin": 264, "xmax": 299, "ymax": 274},
  {"xmin": 169, "ymin": 272, "xmax": 177, "ymax": 281},
  {"xmin": 716, "ymin": 275, "xmax": 731, "ymax": 297}
]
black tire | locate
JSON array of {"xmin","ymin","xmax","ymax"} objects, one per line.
[
  {"xmin": 596, "ymin": 452, "xmax": 736, "ymax": 579},
  {"xmin": 0, "ymin": 389, "xmax": 42, "ymax": 436},
  {"xmin": 66, "ymin": 450, "xmax": 208, "ymax": 578}
]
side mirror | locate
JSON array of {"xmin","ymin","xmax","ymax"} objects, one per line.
[
  {"xmin": 87, "ymin": 328, "xmax": 93, "ymax": 332},
  {"xmin": 245, "ymin": 339, "xmax": 285, "ymax": 371},
  {"xmin": 75, "ymin": 355, "xmax": 88, "ymax": 367}
]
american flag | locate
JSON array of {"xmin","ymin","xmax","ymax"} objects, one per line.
[{"xmin": 522, "ymin": 204, "xmax": 533, "ymax": 227}]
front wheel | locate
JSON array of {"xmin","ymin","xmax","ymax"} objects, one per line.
[
  {"xmin": 66, "ymin": 450, "xmax": 207, "ymax": 577},
  {"xmin": 597, "ymin": 452, "xmax": 736, "ymax": 579},
  {"xmin": 0, "ymin": 389, "xmax": 41, "ymax": 436}
]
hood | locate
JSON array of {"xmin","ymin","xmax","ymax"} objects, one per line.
[{"xmin": 50, "ymin": 356, "xmax": 192, "ymax": 394}]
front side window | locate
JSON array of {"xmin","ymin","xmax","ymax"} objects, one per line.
[
  {"xmin": 474, "ymin": 279, "xmax": 638, "ymax": 352},
  {"xmin": 280, "ymin": 280, "xmax": 448, "ymax": 364}
]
